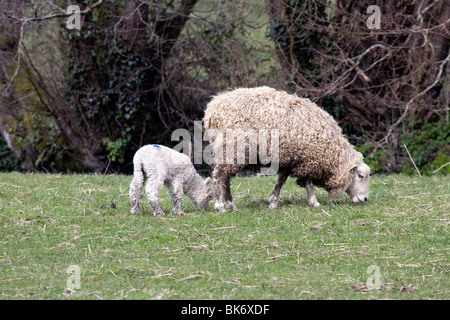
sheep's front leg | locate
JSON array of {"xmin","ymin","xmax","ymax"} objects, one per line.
[
  {"xmin": 212, "ymin": 166, "xmax": 226, "ymax": 212},
  {"xmin": 167, "ymin": 181, "xmax": 184, "ymax": 215},
  {"xmin": 145, "ymin": 179, "xmax": 165, "ymax": 215},
  {"xmin": 223, "ymin": 175, "xmax": 237, "ymax": 211},
  {"xmin": 268, "ymin": 170, "xmax": 289, "ymax": 208},
  {"xmin": 306, "ymin": 181, "xmax": 320, "ymax": 207}
]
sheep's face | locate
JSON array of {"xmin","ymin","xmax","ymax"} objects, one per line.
[
  {"xmin": 194, "ymin": 177, "xmax": 213, "ymax": 210},
  {"xmin": 346, "ymin": 163, "xmax": 370, "ymax": 204}
]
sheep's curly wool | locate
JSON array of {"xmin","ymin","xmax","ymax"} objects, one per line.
[
  {"xmin": 129, "ymin": 144, "xmax": 212, "ymax": 215},
  {"xmin": 203, "ymin": 86, "xmax": 368, "ymax": 206}
]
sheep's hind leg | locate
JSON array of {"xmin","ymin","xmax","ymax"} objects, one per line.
[
  {"xmin": 268, "ymin": 170, "xmax": 289, "ymax": 208},
  {"xmin": 145, "ymin": 179, "xmax": 165, "ymax": 215},
  {"xmin": 306, "ymin": 181, "xmax": 320, "ymax": 207},
  {"xmin": 129, "ymin": 174, "xmax": 145, "ymax": 214}
]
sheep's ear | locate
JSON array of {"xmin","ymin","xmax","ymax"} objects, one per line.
[{"xmin": 205, "ymin": 177, "xmax": 211, "ymax": 186}]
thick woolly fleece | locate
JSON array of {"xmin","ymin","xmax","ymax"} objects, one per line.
[
  {"xmin": 129, "ymin": 144, "xmax": 212, "ymax": 215},
  {"xmin": 203, "ymin": 86, "xmax": 369, "ymax": 208}
]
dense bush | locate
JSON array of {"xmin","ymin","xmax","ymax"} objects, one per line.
[
  {"xmin": 0, "ymin": 135, "xmax": 20, "ymax": 171},
  {"xmin": 358, "ymin": 119, "xmax": 450, "ymax": 175}
]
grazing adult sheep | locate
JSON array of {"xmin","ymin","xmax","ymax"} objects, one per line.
[
  {"xmin": 203, "ymin": 86, "xmax": 370, "ymax": 211},
  {"xmin": 129, "ymin": 144, "xmax": 213, "ymax": 215}
]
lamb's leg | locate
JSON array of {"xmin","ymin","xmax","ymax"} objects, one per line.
[
  {"xmin": 167, "ymin": 181, "xmax": 183, "ymax": 214},
  {"xmin": 268, "ymin": 170, "xmax": 289, "ymax": 208},
  {"xmin": 145, "ymin": 178, "xmax": 165, "ymax": 215},
  {"xmin": 130, "ymin": 171, "xmax": 145, "ymax": 214},
  {"xmin": 212, "ymin": 166, "xmax": 226, "ymax": 213},
  {"xmin": 306, "ymin": 180, "xmax": 320, "ymax": 207}
]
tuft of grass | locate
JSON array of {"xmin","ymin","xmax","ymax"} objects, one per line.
[{"xmin": 0, "ymin": 173, "xmax": 448, "ymax": 299}]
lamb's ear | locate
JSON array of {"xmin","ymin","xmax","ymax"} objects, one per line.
[{"xmin": 204, "ymin": 177, "xmax": 211, "ymax": 186}]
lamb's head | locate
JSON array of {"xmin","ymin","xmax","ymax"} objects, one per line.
[
  {"xmin": 190, "ymin": 177, "xmax": 213, "ymax": 210},
  {"xmin": 345, "ymin": 163, "xmax": 371, "ymax": 204}
]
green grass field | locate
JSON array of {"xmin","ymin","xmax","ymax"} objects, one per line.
[{"xmin": 0, "ymin": 172, "xmax": 448, "ymax": 300}]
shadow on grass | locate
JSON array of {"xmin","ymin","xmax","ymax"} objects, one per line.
[{"xmin": 236, "ymin": 194, "xmax": 312, "ymax": 210}]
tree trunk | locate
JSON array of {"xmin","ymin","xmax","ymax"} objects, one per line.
[
  {"xmin": 0, "ymin": 0, "xmax": 35, "ymax": 170},
  {"xmin": 59, "ymin": 0, "xmax": 199, "ymax": 172}
]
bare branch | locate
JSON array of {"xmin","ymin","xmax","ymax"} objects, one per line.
[
  {"xmin": 380, "ymin": 50, "xmax": 450, "ymax": 145},
  {"xmin": 1, "ymin": 0, "xmax": 104, "ymax": 93},
  {"xmin": 403, "ymin": 144, "xmax": 422, "ymax": 177},
  {"xmin": 8, "ymin": 0, "xmax": 104, "ymax": 23}
]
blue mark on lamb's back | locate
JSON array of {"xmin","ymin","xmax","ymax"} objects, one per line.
[{"xmin": 147, "ymin": 144, "xmax": 162, "ymax": 150}]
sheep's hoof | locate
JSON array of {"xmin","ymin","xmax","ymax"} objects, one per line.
[
  {"xmin": 171, "ymin": 208, "xmax": 185, "ymax": 216},
  {"xmin": 310, "ymin": 201, "xmax": 320, "ymax": 207},
  {"xmin": 225, "ymin": 201, "xmax": 237, "ymax": 211},
  {"xmin": 269, "ymin": 201, "xmax": 278, "ymax": 209},
  {"xmin": 214, "ymin": 202, "xmax": 226, "ymax": 213}
]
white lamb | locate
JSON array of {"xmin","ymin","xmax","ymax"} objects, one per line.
[{"xmin": 129, "ymin": 144, "xmax": 213, "ymax": 215}]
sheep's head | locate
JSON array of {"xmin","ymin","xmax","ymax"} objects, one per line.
[
  {"xmin": 346, "ymin": 163, "xmax": 371, "ymax": 204},
  {"xmin": 192, "ymin": 177, "xmax": 213, "ymax": 210}
]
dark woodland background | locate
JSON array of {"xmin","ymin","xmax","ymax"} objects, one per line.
[{"xmin": 0, "ymin": 0, "xmax": 449, "ymax": 175}]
